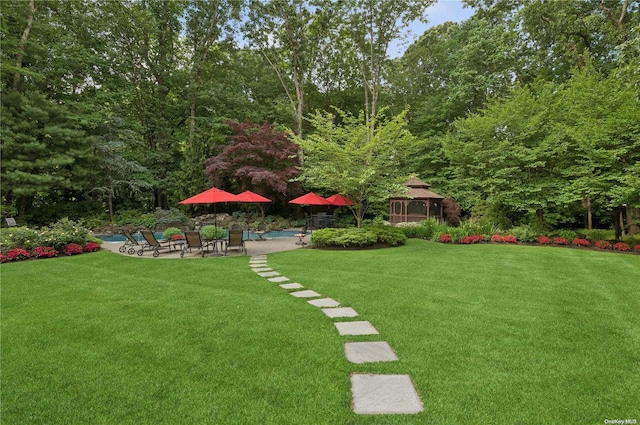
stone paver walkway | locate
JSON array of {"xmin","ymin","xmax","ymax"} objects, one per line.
[{"xmin": 249, "ymin": 254, "xmax": 423, "ymax": 416}]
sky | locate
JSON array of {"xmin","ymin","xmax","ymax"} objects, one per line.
[{"xmin": 389, "ymin": 0, "xmax": 475, "ymax": 58}]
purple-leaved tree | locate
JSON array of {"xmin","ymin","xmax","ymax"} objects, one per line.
[{"xmin": 205, "ymin": 120, "xmax": 301, "ymax": 205}]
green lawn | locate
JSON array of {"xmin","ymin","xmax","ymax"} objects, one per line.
[{"xmin": 2, "ymin": 240, "xmax": 639, "ymax": 424}]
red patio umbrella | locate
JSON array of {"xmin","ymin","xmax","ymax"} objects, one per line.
[
  {"xmin": 325, "ymin": 193, "xmax": 354, "ymax": 206},
  {"xmin": 179, "ymin": 187, "xmax": 240, "ymax": 205},
  {"xmin": 179, "ymin": 187, "xmax": 239, "ymax": 253},
  {"xmin": 289, "ymin": 192, "xmax": 330, "ymax": 206},
  {"xmin": 289, "ymin": 192, "xmax": 330, "ymax": 229},
  {"xmin": 235, "ymin": 190, "xmax": 272, "ymax": 219}
]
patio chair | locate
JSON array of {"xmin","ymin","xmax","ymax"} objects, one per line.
[
  {"xmin": 119, "ymin": 229, "xmax": 144, "ymax": 255},
  {"xmin": 225, "ymin": 229, "xmax": 247, "ymax": 255},
  {"xmin": 180, "ymin": 231, "xmax": 214, "ymax": 258},
  {"xmin": 295, "ymin": 226, "xmax": 309, "ymax": 246},
  {"xmin": 138, "ymin": 229, "xmax": 172, "ymax": 257},
  {"xmin": 5, "ymin": 217, "xmax": 17, "ymax": 227}
]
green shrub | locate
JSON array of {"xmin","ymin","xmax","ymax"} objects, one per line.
[
  {"xmin": 154, "ymin": 208, "xmax": 188, "ymax": 225},
  {"xmin": 397, "ymin": 218, "xmax": 440, "ymax": 239},
  {"xmin": 163, "ymin": 227, "xmax": 183, "ymax": 239},
  {"xmin": 582, "ymin": 228, "xmax": 615, "ymax": 242},
  {"xmin": 0, "ymin": 220, "xmax": 95, "ymax": 251},
  {"xmin": 366, "ymin": 225, "xmax": 407, "ymax": 246},
  {"xmin": 509, "ymin": 225, "xmax": 539, "ymax": 243},
  {"xmin": 200, "ymin": 225, "xmax": 226, "ymax": 240},
  {"xmin": 0, "ymin": 227, "xmax": 38, "ymax": 251},
  {"xmin": 311, "ymin": 228, "xmax": 377, "ymax": 248},
  {"xmin": 447, "ymin": 227, "xmax": 468, "ymax": 243},
  {"xmin": 623, "ymin": 234, "xmax": 640, "ymax": 246},
  {"xmin": 549, "ymin": 229, "xmax": 578, "ymax": 241}
]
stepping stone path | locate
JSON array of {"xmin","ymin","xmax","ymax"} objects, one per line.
[{"xmin": 249, "ymin": 255, "xmax": 423, "ymax": 415}]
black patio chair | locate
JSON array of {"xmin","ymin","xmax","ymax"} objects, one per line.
[
  {"xmin": 119, "ymin": 229, "xmax": 144, "ymax": 255},
  {"xmin": 225, "ymin": 229, "xmax": 247, "ymax": 255},
  {"xmin": 180, "ymin": 231, "xmax": 214, "ymax": 258},
  {"xmin": 138, "ymin": 229, "xmax": 172, "ymax": 257}
]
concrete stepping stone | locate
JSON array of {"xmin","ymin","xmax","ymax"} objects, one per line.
[
  {"xmin": 257, "ymin": 271, "xmax": 280, "ymax": 277},
  {"xmin": 344, "ymin": 342, "xmax": 398, "ymax": 364},
  {"xmin": 308, "ymin": 298, "xmax": 340, "ymax": 308},
  {"xmin": 279, "ymin": 283, "xmax": 303, "ymax": 289},
  {"xmin": 251, "ymin": 267, "xmax": 273, "ymax": 273},
  {"xmin": 351, "ymin": 374, "xmax": 423, "ymax": 414},
  {"xmin": 321, "ymin": 307, "xmax": 359, "ymax": 318},
  {"xmin": 268, "ymin": 276, "xmax": 290, "ymax": 283},
  {"xmin": 334, "ymin": 321, "xmax": 379, "ymax": 336},
  {"xmin": 290, "ymin": 289, "xmax": 321, "ymax": 298},
  {"xmin": 249, "ymin": 261, "xmax": 268, "ymax": 267},
  {"xmin": 251, "ymin": 255, "xmax": 267, "ymax": 260}
]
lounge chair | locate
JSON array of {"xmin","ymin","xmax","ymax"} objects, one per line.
[
  {"xmin": 295, "ymin": 226, "xmax": 309, "ymax": 246},
  {"xmin": 225, "ymin": 229, "xmax": 247, "ymax": 255},
  {"xmin": 119, "ymin": 229, "xmax": 144, "ymax": 255},
  {"xmin": 138, "ymin": 229, "xmax": 172, "ymax": 257},
  {"xmin": 180, "ymin": 231, "xmax": 214, "ymax": 258}
]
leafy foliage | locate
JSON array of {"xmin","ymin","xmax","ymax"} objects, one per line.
[
  {"xmin": 295, "ymin": 108, "xmax": 416, "ymax": 227},
  {"xmin": 206, "ymin": 121, "xmax": 301, "ymax": 202}
]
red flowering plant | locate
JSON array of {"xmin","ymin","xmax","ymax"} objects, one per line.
[
  {"xmin": 572, "ymin": 238, "xmax": 591, "ymax": 247},
  {"xmin": 595, "ymin": 240, "xmax": 612, "ymax": 250},
  {"xmin": 170, "ymin": 234, "xmax": 185, "ymax": 241},
  {"xmin": 63, "ymin": 243, "xmax": 83, "ymax": 255},
  {"xmin": 537, "ymin": 235, "xmax": 551, "ymax": 245},
  {"xmin": 7, "ymin": 248, "xmax": 31, "ymax": 261},
  {"xmin": 83, "ymin": 242, "xmax": 101, "ymax": 252},
  {"xmin": 492, "ymin": 234, "xmax": 517, "ymax": 243},
  {"xmin": 612, "ymin": 242, "xmax": 631, "ymax": 252},
  {"xmin": 0, "ymin": 253, "xmax": 7, "ymax": 263},
  {"xmin": 634, "ymin": 244, "xmax": 640, "ymax": 253},
  {"xmin": 460, "ymin": 235, "xmax": 483, "ymax": 244},
  {"xmin": 32, "ymin": 246, "xmax": 58, "ymax": 259},
  {"xmin": 553, "ymin": 237, "xmax": 568, "ymax": 245},
  {"xmin": 439, "ymin": 234, "xmax": 452, "ymax": 243}
]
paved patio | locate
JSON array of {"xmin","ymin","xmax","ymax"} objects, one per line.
[{"xmin": 101, "ymin": 236, "xmax": 305, "ymax": 259}]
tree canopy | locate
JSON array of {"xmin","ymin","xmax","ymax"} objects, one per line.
[{"xmin": 1, "ymin": 0, "xmax": 638, "ymax": 234}]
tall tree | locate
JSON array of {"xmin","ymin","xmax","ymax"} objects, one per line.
[
  {"xmin": 294, "ymin": 108, "xmax": 416, "ymax": 227},
  {"xmin": 244, "ymin": 0, "xmax": 329, "ymax": 136},
  {"xmin": 339, "ymin": 0, "xmax": 434, "ymax": 140},
  {"xmin": 205, "ymin": 120, "xmax": 301, "ymax": 203}
]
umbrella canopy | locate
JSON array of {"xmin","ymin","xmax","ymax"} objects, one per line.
[
  {"xmin": 236, "ymin": 190, "xmax": 272, "ymax": 219},
  {"xmin": 326, "ymin": 193, "xmax": 354, "ymax": 206},
  {"xmin": 179, "ymin": 187, "xmax": 240, "ymax": 204},
  {"xmin": 289, "ymin": 192, "xmax": 330, "ymax": 205},
  {"xmin": 235, "ymin": 190, "xmax": 272, "ymax": 203}
]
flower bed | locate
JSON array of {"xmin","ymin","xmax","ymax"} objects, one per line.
[
  {"xmin": 612, "ymin": 242, "xmax": 631, "ymax": 252},
  {"xmin": 572, "ymin": 238, "xmax": 591, "ymax": 247},
  {"xmin": 32, "ymin": 246, "xmax": 58, "ymax": 259},
  {"xmin": 491, "ymin": 234, "xmax": 517, "ymax": 243},
  {"xmin": 537, "ymin": 235, "xmax": 551, "ymax": 245},
  {"xmin": 595, "ymin": 240, "xmax": 612, "ymax": 250},
  {"xmin": 460, "ymin": 235, "xmax": 483, "ymax": 244}
]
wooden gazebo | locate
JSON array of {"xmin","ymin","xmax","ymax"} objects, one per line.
[{"xmin": 389, "ymin": 177, "xmax": 444, "ymax": 224}]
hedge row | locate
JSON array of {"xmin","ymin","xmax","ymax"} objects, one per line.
[{"xmin": 311, "ymin": 225, "xmax": 407, "ymax": 248}]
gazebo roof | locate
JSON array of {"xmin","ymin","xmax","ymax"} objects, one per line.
[{"xmin": 394, "ymin": 177, "xmax": 444, "ymax": 200}]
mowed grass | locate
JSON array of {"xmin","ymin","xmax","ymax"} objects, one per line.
[{"xmin": 2, "ymin": 240, "xmax": 639, "ymax": 424}]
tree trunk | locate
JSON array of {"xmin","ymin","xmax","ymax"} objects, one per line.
[
  {"xmin": 108, "ymin": 193, "xmax": 115, "ymax": 224},
  {"xmin": 13, "ymin": 0, "xmax": 36, "ymax": 91},
  {"xmin": 586, "ymin": 197, "xmax": 592, "ymax": 230},
  {"xmin": 536, "ymin": 208, "xmax": 544, "ymax": 227},
  {"xmin": 627, "ymin": 207, "xmax": 639, "ymax": 235}
]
